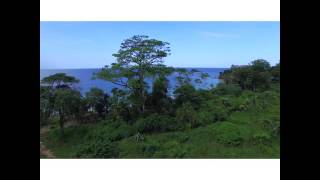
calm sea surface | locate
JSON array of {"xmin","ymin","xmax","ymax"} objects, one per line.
[{"xmin": 40, "ymin": 68, "xmax": 227, "ymax": 95}]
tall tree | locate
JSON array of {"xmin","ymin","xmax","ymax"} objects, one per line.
[
  {"xmin": 108, "ymin": 88, "xmax": 132, "ymax": 122},
  {"xmin": 84, "ymin": 87, "xmax": 110, "ymax": 118},
  {"xmin": 175, "ymin": 68, "xmax": 208, "ymax": 87},
  {"xmin": 41, "ymin": 73, "xmax": 81, "ymax": 136},
  {"xmin": 219, "ymin": 59, "xmax": 272, "ymax": 91},
  {"xmin": 148, "ymin": 75, "xmax": 173, "ymax": 114},
  {"xmin": 40, "ymin": 86, "xmax": 54, "ymax": 126},
  {"xmin": 41, "ymin": 73, "xmax": 79, "ymax": 89},
  {"xmin": 173, "ymin": 68, "xmax": 209, "ymax": 109},
  {"xmin": 94, "ymin": 35, "xmax": 172, "ymax": 113},
  {"xmin": 249, "ymin": 59, "xmax": 271, "ymax": 91},
  {"xmin": 54, "ymin": 88, "xmax": 81, "ymax": 136}
]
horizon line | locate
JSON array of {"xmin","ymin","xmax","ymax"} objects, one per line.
[{"xmin": 40, "ymin": 66, "xmax": 229, "ymax": 70}]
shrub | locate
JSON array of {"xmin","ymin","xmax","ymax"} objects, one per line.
[
  {"xmin": 95, "ymin": 121, "xmax": 135, "ymax": 142},
  {"xmin": 252, "ymin": 91, "xmax": 279, "ymax": 110},
  {"xmin": 46, "ymin": 125, "xmax": 89, "ymax": 143},
  {"xmin": 238, "ymin": 103, "xmax": 249, "ymax": 111},
  {"xmin": 78, "ymin": 121, "xmax": 135, "ymax": 148},
  {"xmin": 141, "ymin": 140, "xmax": 161, "ymax": 156},
  {"xmin": 212, "ymin": 107, "xmax": 229, "ymax": 121},
  {"xmin": 175, "ymin": 102, "xmax": 198, "ymax": 128},
  {"xmin": 197, "ymin": 111, "xmax": 217, "ymax": 126},
  {"xmin": 200, "ymin": 99, "xmax": 230, "ymax": 121},
  {"xmin": 173, "ymin": 84, "xmax": 201, "ymax": 108},
  {"xmin": 166, "ymin": 148, "xmax": 188, "ymax": 158},
  {"xmin": 228, "ymin": 96, "xmax": 251, "ymax": 111},
  {"xmin": 83, "ymin": 87, "xmax": 109, "ymax": 118},
  {"xmin": 177, "ymin": 134, "xmax": 189, "ymax": 143},
  {"xmin": 74, "ymin": 138, "xmax": 119, "ymax": 158},
  {"xmin": 108, "ymin": 123, "xmax": 134, "ymax": 141},
  {"xmin": 134, "ymin": 114, "xmax": 176, "ymax": 133},
  {"xmin": 214, "ymin": 122, "xmax": 244, "ymax": 146},
  {"xmin": 153, "ymin": 141, "xmax": 188, "ymax": 158},
  {"xmin": 260, "ymin": 117, "xmax": 280, "ymax": 136},
  {"xmin": 252, "ymin": 132, "xmax": 272, "ymax": 145},
  {"xmin": 213, "ymin": 83, "xmax": 242, "ymax": 96},
  {"xmin": 169, "ymin": 133, "xmax": 190, "ymax": 143}
]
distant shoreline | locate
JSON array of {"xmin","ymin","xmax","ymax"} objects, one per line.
[{"xmin": 40, "ymin": 67, "xmax": 229, "ymax": 71}]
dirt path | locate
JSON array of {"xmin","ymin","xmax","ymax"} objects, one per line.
[
  {"xmin": 40, "ymin": 127, "xmax": 56, "ymax": 158},
  {"xmin": 40, "ymin": 143, "xmax": 55, "ymax": 158}
]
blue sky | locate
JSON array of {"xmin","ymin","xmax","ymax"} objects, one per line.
[{"xmin": 40, "ymin": 21, "xmax": 279, "ymax": 69}]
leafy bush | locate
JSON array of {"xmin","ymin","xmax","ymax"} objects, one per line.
[
  {"xmin": 85, "ymin": 121, "xmax": 135, "ymax": 142},
  {"xmin": 260, "ymin": 117, "xmax": 280, "ymax": 136},
  {"xmin": 177, "ymin": 134, "xmax": 189, "ymax": 143},
  {"xmin": 197, "ymin": 109, "xmax": 228, "ymax": 126},
  {"xmin": 46, "ymin": 124, "xmax": 89, "ymax": 143},
  {"xmin": 212, "ymin": 94, "xmax": 255, "ymax": 113},
  {"xmin": 134, "ymin": 114, "xmax": 176, "ymax": 133},
  {"xmin": 214, "ymin": 122, "xmax": 244, "ymax": 146},
  {"xmin": 252, "ymin": 132, "xmax": 272, "ymax": 145},
  {"xmin": 83, "ymin": 87, "xmax": 109, "ymax": 118},
  {"xmin": 250, "ymin": 91, "xmax": 279, "ymax": 110},
  {"xmin": 108, "ymin": 123, "xmax": 135, "ymax": 141},
  {"xmin": 175, "ymin": 102, "xmax": 198, "ymax": 128},
  {"xmin": 213, "ymin": 83, "xmax": 242, "ymax": 96},
  {"xmin": 238, "ymin": 103, "xmax": 249, "ymax": 111},
  {"xmin": 153, "ymin": 141, "xmax": 188, "ymax": 158},
  {"xmin": 212, "ymin": 107, "xmax": 229, "ymax": 121},
  {"xmin": 74, "ymin": 138, "xmax": 119, "ymax": 158},
  {"xmin": 197, "ymin": 111, "xmax": 216, "ymax": 126},
  {"xmin": 228, "ymin": 95, "xmax": 251, "ymax": 112},
  {"xmin": 165, "ymin": 148, "xmax": 188, "ymax": 158},
  {"xmin": 219, "ymin": 59, "xmax": 272, "ymax": 91},
  {"xmin": 173, "ymin": 84, "xmax": 202, "ymax": 109},
  {"xmin": 141, "ymin": 140, "xmax": 161, "ymax": 156},
  {"xmin": 198, "ymin": 98, "xmax": 230, "ymax": 124},
  {"xmin": 168, "ymin": 133, "xmax": 190, "ymax": 143}
]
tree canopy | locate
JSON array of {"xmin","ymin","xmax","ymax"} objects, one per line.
[
  {"xmin": 94, "ymin": 35, "xmax": 173, "ymax": 113},
  {"xmin": 219, "ymin": 59, "xmax": 278, "ymax": 91},
  {"xmin": 41, "ymin": 73, "xmax": 79, "ymax": 89}
]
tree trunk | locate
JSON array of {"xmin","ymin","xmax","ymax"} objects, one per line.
[
  {"xmin": 59, "ymin": 111, "xmax": 65, "ymax": 137},
  {"xmin": 140, "ymin": 89, "xmax": 146, "ymax": 113},
  {"xmin": 139, "ymin": 70, "xmax": 145, "ymax": 113}
]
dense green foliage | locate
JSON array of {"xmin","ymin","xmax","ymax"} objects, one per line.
[
  {"xmin": 83, "ymin": 87, "xmax": 110, "ymax": 118},
  {"xmin": 93, "ymin": 35, "xmax": 173, "ymax": 114},
  {"xmin": 41, "ymin": 83, "xmax": 279, "ymax": 158},
  {"xmin": 219, "ymin": 59, "xmax": 276, "ymax": 91},
  {"xmin": 40, "ymin": 35, "xmax": 280, "ymax": 158}
]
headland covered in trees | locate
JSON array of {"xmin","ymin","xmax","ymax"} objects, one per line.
[{"xmin": 40, "ymin": 35, "xmax": 280, "ymax": 158}]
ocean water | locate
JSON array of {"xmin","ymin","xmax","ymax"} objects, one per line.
[{"xmin": 40, "ymin": 68, "xmax": 227, "ymax": 95}]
